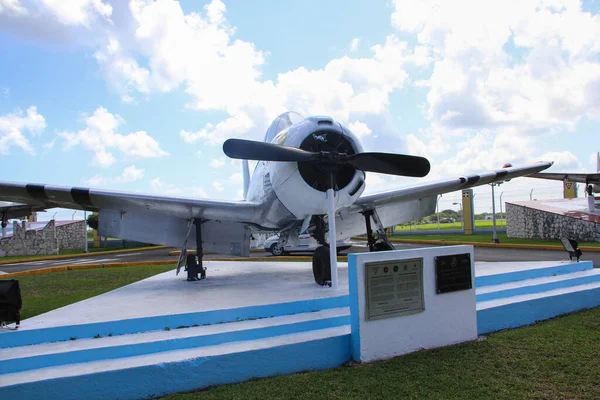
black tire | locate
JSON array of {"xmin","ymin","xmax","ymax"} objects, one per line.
[
  {"xmin": 270, "ymin": 243, "xmax": 285, "ymax": 256},
  {"xmin": 312, "ymin": 245, "xmax": 331, "ymax": 286}
]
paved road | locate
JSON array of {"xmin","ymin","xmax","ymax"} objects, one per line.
[{"xmin": 1, "ymin": 241, "xmax": 597, "ymax": 274}]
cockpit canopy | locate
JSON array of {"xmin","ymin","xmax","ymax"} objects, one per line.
[{"xmin": 264, "ymin": 112, "xmax": 304, "ymax": 143}]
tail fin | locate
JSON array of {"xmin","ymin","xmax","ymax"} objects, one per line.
[{"xmin": 242, "ymin": 160, "xmax": 250, "ymax": 199}]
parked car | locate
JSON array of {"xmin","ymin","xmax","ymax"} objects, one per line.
[
  {"xmin": 264, "ymin": 233, "xmax": 352, "ymax": 256},
  {"xmin": 439, "ymin": 218, "xmax": 456, "ymax": 223}
]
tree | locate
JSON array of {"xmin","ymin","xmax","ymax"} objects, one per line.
[{"xmin": 87, "ymin": 213, "xmax": 98, "ymax": 230}]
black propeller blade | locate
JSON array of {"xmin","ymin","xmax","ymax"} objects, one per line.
[
  {"xmin": 223, "ymin": 139, "xmax": 319, "ymax": 162},
  {"xmin": 347, "ymin": 153, "xmax": 430, "ymax": 178},
  {"xmin": 222, "ymin": 138, "xmax": 430, "ymax": 178}
]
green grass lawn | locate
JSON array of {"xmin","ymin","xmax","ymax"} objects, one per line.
[
  {"xmin": 11, "ymin": 265, "xmax": 600, "ymax": 399},
  {"xmin": 395, "ymin": 219, "xmax": 506, "ymax": 232},
  {"xmin": 17, "ymin": 264, "xmax": 174, "ymax": 319},
  {"xmin": 390, "ymin": 233, "xmax": 600, "ymax": 248}
]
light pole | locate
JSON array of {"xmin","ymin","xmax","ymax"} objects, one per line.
[
  {"xmin": 453, "ymin": 202, "xmax": 463, "ymax": 230},
  {"xmin": 83, "ymin": 210, "xmax": 88, "ymax": 253},
  {"xmin": 436, "ymin": 195, "xmax": 442, "ymax": 232},
  {"xmin": 499, "ymin": 191, "xmax": 504, "ymax": 227},
  {"xmin": 490, "ymin": 183, "xmax": 499, "ymax": 243}
]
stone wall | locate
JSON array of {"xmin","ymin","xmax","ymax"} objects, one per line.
[
  {"xmin": 0, "ymin": 220, "xmax": 87, "ymax": 256},
  {"xmin": 507, "ymin": 203, "xmax": 600, "ymax": 242},
  {"xmin": 0, "ymin": 220, "xmax": 59, "ymax": 256},
  {"xmin": 56, "ymin": 221, "xmax": 86, "ymax": 250}
]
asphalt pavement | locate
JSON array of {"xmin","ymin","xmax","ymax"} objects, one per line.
[{"xmin": 1, "ymin": 240, "xmax": 597, "ymax": 275}]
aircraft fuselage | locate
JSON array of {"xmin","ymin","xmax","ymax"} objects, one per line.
[{"xmin": 245, "ymin": 113, "xmax": 366, "ymax": 230}]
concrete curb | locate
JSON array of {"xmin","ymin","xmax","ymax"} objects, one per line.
[
  {"xmin": 167, "ymin": 249, "xmax": 264, "ymax": 256},
  {"xmin": 1, "ymin": 256, "xmax": 350, "ymax": 278},
  {"xmin": 1, "ymin": 260, "xmax": 177, "ymax": 278},
  {"xmin": 383, "ymin": 237, "xmax": 600, "ymax": 252},
  {"xmin": 0, "ymin": 246, "xmax": 170, "ymax": 265}
]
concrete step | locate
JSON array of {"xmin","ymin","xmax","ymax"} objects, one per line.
[
  {"xmin": 475, "ymin": 260, "xmax": 593, "ymax": 287},
  {"xmin": 0, "ymin": 326, "xmax": 352, "ymax": 400},
  {"xmin": 0, "ymin": 294, "xmax": 349, "ymax": 349},
  {"xmin": 476, "ymin": 268, "xmax": 600, "ymax": 302},
  {"xmin": 0, "ymin": 307, "xmax": 349, "ymax": 375},
  {"xmin": 477, "ymin": 280, "xmax": 600, "ymax": 334}
]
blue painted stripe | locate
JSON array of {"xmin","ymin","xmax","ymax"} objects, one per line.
[
  {"xmin": 0, "ymin": 295, "xmax": 349, "ymax": 349},
  {"xmin": 347, "ymin": 254, "xmax": 361, "ymax": 362},
  {"xmin": 1, "ymin": 315, "xmax": 350, "ymax": 374},
  {"xmin": 476, "ymin": 273, "xmax": 600, "ymax": 302},
  {"xmin": 0, "ymin": 334, "xmax": 352, "ymax": 400},
  {"xmin": 477, "ymin": 286, "xmax": 600, "ymax": 334},
  {"xmin": 475, "ymin": 261, "xmax": 592, "ymax": 287}
]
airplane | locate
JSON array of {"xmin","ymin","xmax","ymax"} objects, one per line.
[
  {"xmin": 529, "ymin": 152, "xmax": 599, "ymax": 211},
  {"xmin": 0, "ymin": 112, "xmax": 553, "ymax": 287}
]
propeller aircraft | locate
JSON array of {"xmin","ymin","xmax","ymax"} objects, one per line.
[{"xmin": 0, "ymin": 112, "xmax": 552, "ymax": 287}]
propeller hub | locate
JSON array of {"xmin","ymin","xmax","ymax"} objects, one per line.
[{"xmin": 298, "ymin": 130, "xmax": 358, "ymax": 192}]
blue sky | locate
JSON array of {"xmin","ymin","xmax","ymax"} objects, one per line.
[{"xmin": 0, "ymin": 0, "xmax": 599, "ymax": 220}]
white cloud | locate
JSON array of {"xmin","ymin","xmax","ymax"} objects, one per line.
[
  {"xmin": 0, "ymin": 0, "xmax": 112, "ymax": 24},
  {"xmin": 350, "ymin": 37, "xmax": 360, "ymax": 53},
  {"xmin": 212, "ymin": 180, "xmax": 224, "ymax": 192},
  {"xmin": 391, "ymin": 0, "xmax": 600, "ymax": 133},
  {"xmin": 413, "ymin": 79, "xmax": 430, "ymax": 87},
  {"xmin": 404, "ymin": 131, "xmax": 448, "ymax": 159},
  {"xmin": 228, "ymin": 172, "xmax": 243, "ymax": 184},
  {"xmin": 59, "ymin": 106, "xmax": 168, "ymax": 167},
  {"xmin": 2, "ymin": 0, "xmax": 597, "ymax": 192},
  {"xmin": 347, "ymin": 121, "xmax": 372, "ymax": 138},
  {"xmin": 1, "ymin": 0, "xmax": 423, "ymax": 151},
  {"xmin": 0, "ymin": 0, "xmax": 114, "ymax": 47},
  {"xmin": 209, "ymin": 156, "xmax": 226, "ymax": 168},
  {"xmin": 181, "ymin": 113, "xmax": 254, "ymax": 146},
  {"xmin": 149, "ymin": 177, "xmax": 182, "ymax": 196},
  {"xmin": 84, "ymin": 1, "xmax": 420, "ymax": 146},
  {"xmin": 81, "ymin": 174, "xmax": 104, "ymax": 187},
  {"xmin": 81, "ymin": 165, "xmax": 144, "ymax": 186},
  {"xmin": 0, "ymin": 106, "xmax": 46, "ymax": 155},
  {"xmin": 42, "ymin": 138, "xmax": 55, "ymax": 150},
  {"xmin": 39, "ymin": 0, "xmax": 112, "ymax": 26},
  {"xmin": 149, "ymin": 177, "xmax": 207, "ymax": 198},
  {"xmin": 0, "ymin": 0, "xmax": 27, "ymax": 16},
  {"xmin": 114, "ymin": 165, "xmax": 144, "ymax": 183}
]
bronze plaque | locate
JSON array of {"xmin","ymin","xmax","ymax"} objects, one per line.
[
  {"xmin": 435, "ymin": 253, "xmax": 472, "ymax": 294},
  {"xmin": 364, "ymin": 258, "xmax": 424, "ymax": 321}
]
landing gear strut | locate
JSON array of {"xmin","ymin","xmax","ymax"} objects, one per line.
[
  {"xmin": 362, "ymin": 210, "xmax": 395, "ymax": 252},
  {"xmin": 311, "ymin": 215, "xmax": 331, "ymax": 286},
  {"xmin": 186, "ymin": 219, "xmax": 206, "ymax": 281}
]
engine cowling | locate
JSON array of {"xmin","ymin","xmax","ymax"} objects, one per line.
[{"xmin": 268, "ymin": 116, "xmax": 366, "ymax": 219}]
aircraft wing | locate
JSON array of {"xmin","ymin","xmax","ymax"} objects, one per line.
[
  {"xmin": 334, "ymin": 161, "xmax": 553, "ymax": 239},
  {"xmin": 0, "ymin": 201, "xmax": 46, "ymax": 220},
  {"xmin": 528, "ymin": 172, "xmax": 600, "ymax": 184},
  {"xmin": 0, "ymin": 181, "xmax": 261, "ymax": 222},
  {"xmin": 0, "ymin": 181, "xmax": 261, "ymax": 256}
]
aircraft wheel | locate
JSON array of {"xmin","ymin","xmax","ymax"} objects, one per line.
[
  {"xmin": 312, "ymin": 245, "xmax": 331, "ymax": 286},
  {"xmin": 270, "ymin": 243, "xmax": 285, "ymax": 256}
]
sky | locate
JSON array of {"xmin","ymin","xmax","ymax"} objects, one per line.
[{"xmin": 0, "ymin": 0, "xmax": 599, "ymax": 221}]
